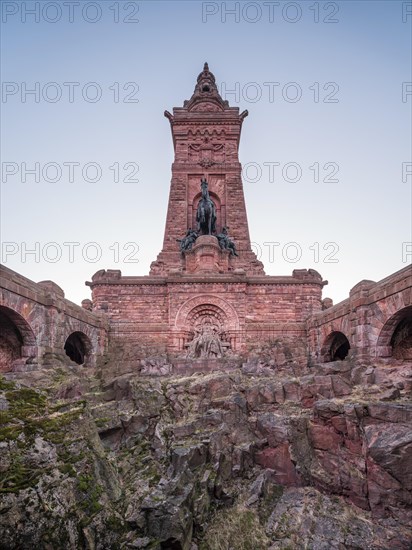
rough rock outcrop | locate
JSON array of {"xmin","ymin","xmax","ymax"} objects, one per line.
[{"xmin": 1, "ymin": 358, "xmax": 411, "ymax": 548}]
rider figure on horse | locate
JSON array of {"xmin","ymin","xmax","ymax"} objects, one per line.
[
  {"xmin": 178, "ymin": 179, "xmax": 238, "ymax": 258},
  {"xmin": 196, "ymin": 178, "xmax": 217, "ymax": 235}
]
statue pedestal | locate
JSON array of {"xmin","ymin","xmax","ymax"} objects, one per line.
[{"xmin": 185, "ymin": 235, "xmax": 229, "ymax": 273}]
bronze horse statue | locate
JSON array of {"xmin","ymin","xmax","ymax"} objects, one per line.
[{"xmin": 196, "ymin": 178, "xmax": 216, "ymax": 235}]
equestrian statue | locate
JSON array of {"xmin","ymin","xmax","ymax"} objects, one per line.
[{"xmin": 196, "ymin": 178, "xmax": 216, "ymax": 235}]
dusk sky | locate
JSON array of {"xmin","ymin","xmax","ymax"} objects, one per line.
[{"xmin": 1, "ymin": 0, "xmax": 411, "ymax": 305}]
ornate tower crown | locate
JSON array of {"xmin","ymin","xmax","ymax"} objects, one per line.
[{"xmin": 184, "ymin": 62, "xmax": 229, "ymax": 112}]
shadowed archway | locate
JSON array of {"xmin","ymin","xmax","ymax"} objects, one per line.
[
  {"xmin": 377, "ymin": 306, "xmax": 412, "ymax": 359},
  {"xmin": 321, "ymin": 331, "xmax": 350, "ymax": 362},
  {"xmin": 64, "ymin": 331, "xmax": 92, "ymax": 366},
  {"xmin": 0, "ymin": 306, "xmax": 37, "ymax": 372}
]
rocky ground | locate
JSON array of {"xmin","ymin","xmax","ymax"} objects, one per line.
[{"xmin": 0, "ymin": 353, "xmax": 411, "ymax": 549}]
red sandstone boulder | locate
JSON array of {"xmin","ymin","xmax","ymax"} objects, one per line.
[
  {"xmin": 255, "ymin": 444, "xmax": 300, "ymax": 486},
  {"xmin": 309, "ymin": 423, "xmax": 343, "ymax": 450},
  {"xmin": 365, "ymin": 423, "xmax": 412, "ymax": 491},
  {"xmin": 366, "ymin": 456, "xmax": 410, "ymax": 520},
  {"xmin": 255, "ymin": 413, "xmax": 289, "ymax": 446}
]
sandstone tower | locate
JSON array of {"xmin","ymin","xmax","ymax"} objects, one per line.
[{"xmin": 150, "ymin": 62, "xmax": 264, "ymax": 277}]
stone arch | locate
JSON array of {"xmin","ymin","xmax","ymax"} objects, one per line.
[
  {"xmin": 321, "ymin": 331, "xmax": 351, "ymax": 362},
  {"xmin": 64, "ymin": 331, "xmax": 92, "ymax": 366},
  {"xmin": 187, "ymin": 303, "xmax": 226, "ymax": 330},
  {"xmin": 368, "ymin": 287, "xmax": 411, "ymax": 354},
  {"xmin": 0, "ymin": 306, "xmax": 37, "ymax": 372},
  {"xmin": 175, "ymin": 295, "xmax": 239, "ymax": 331},
  {"xmin": 174, "ymin": 295, "xmax": 240, "ymax": 352},
  {"xmin": 376, "ymin": 305, "xmax": 412, "ymax": 359}
]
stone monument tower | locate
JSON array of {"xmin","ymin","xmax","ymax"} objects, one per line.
[
  {"xmin": 87, "ymin": 64, "xmax": 326, "ymax": 367},
  {"xmin": 150, "ymin": 62, "xmax": 264, "ymax": 276}
]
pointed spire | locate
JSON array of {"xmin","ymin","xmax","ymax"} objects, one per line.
[
  {"xmin": 196, "ymin": 62, "xmax": 216, "ymax": 88},
  {"xmin": 183, "ymin": 62, "xmax": 229, "ymax": 111}
]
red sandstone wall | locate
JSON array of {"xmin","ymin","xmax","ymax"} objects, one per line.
[
  {"xmin": 307, "ymin": 265, "xmax": 412, "ymax": 363},
  {"xmin": 246, "ymin": 283, "xmax": 322, "ymax": 322},
  {"xmin": 91, "ymin": 281, "xmax": 169, "ymax": 364},
  {"xmin": 89, "ymin": 271, "xmax": 324, "ymax": 360},
  {"xmin": 0, "ymin": 265, "xmax": 108, "ymax": 370}
]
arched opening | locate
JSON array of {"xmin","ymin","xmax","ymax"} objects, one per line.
[
  {"xmin": 0, "ymin": 306, "xmax": 37, "ymax": 372},
  {"xmin": 64, "ymin": 331, "xmax": 91, "ymax": 366},
  {"xmin": 377, "ymin": 306, "xmax": 412, "ymax": 359},
  {"xmin": 321, "ymin": 331, "xmax": 350, "ymax": 362},
  {"xmin": 174, "ymin": 295, "xmax": 240, "ymax": 355}
]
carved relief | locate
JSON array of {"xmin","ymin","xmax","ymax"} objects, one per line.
[
  {"xmin": 190, "ymin": 102, "xmax": 221, "ymax": 112},
  {"xmin": 175, "ymin": 295, "xmax": 239, "ymax": 332},
  {"xmin": 188, "ymin": 136, "xmax": 225, "ymax": 167},
  {"xmin": 225, "ymin": 141, "xmax": 238, "ymax": 161},
  {"xmin": 188, "ymin": 144, "xmax": 200, "ymax": 163}
]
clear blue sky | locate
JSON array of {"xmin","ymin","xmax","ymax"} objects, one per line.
[{"xmin": 1, "ymin": 0, "xmax": 411, "ymax": 305}]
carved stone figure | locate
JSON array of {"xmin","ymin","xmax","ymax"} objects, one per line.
[
  {"xmin": 177, "ymin": 228, "xmax": 198, "ymax": 252},
  {"xmin": 207, "ymin": 328, "xmax": 224, "ymax": 357},
  {"xmin": 196, "ymin": 178, "xmax": 217, "ymax": 235},
  {"xmin": 217, "ymin": 227, "xmax": 238, "ymax": 257},
  {"xmin": 187, "ymin": 322, "xmax": 224, "ymax": 359}
]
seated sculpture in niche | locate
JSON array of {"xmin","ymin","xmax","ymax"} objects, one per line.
[{"xmin": 186, "ymin": 317, "xmax": 227, "ymax": 359}]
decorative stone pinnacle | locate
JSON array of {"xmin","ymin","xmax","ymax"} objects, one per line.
[{"xmin": 182, "ymin": 61, "xmax": 229, "ymax": 110}]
